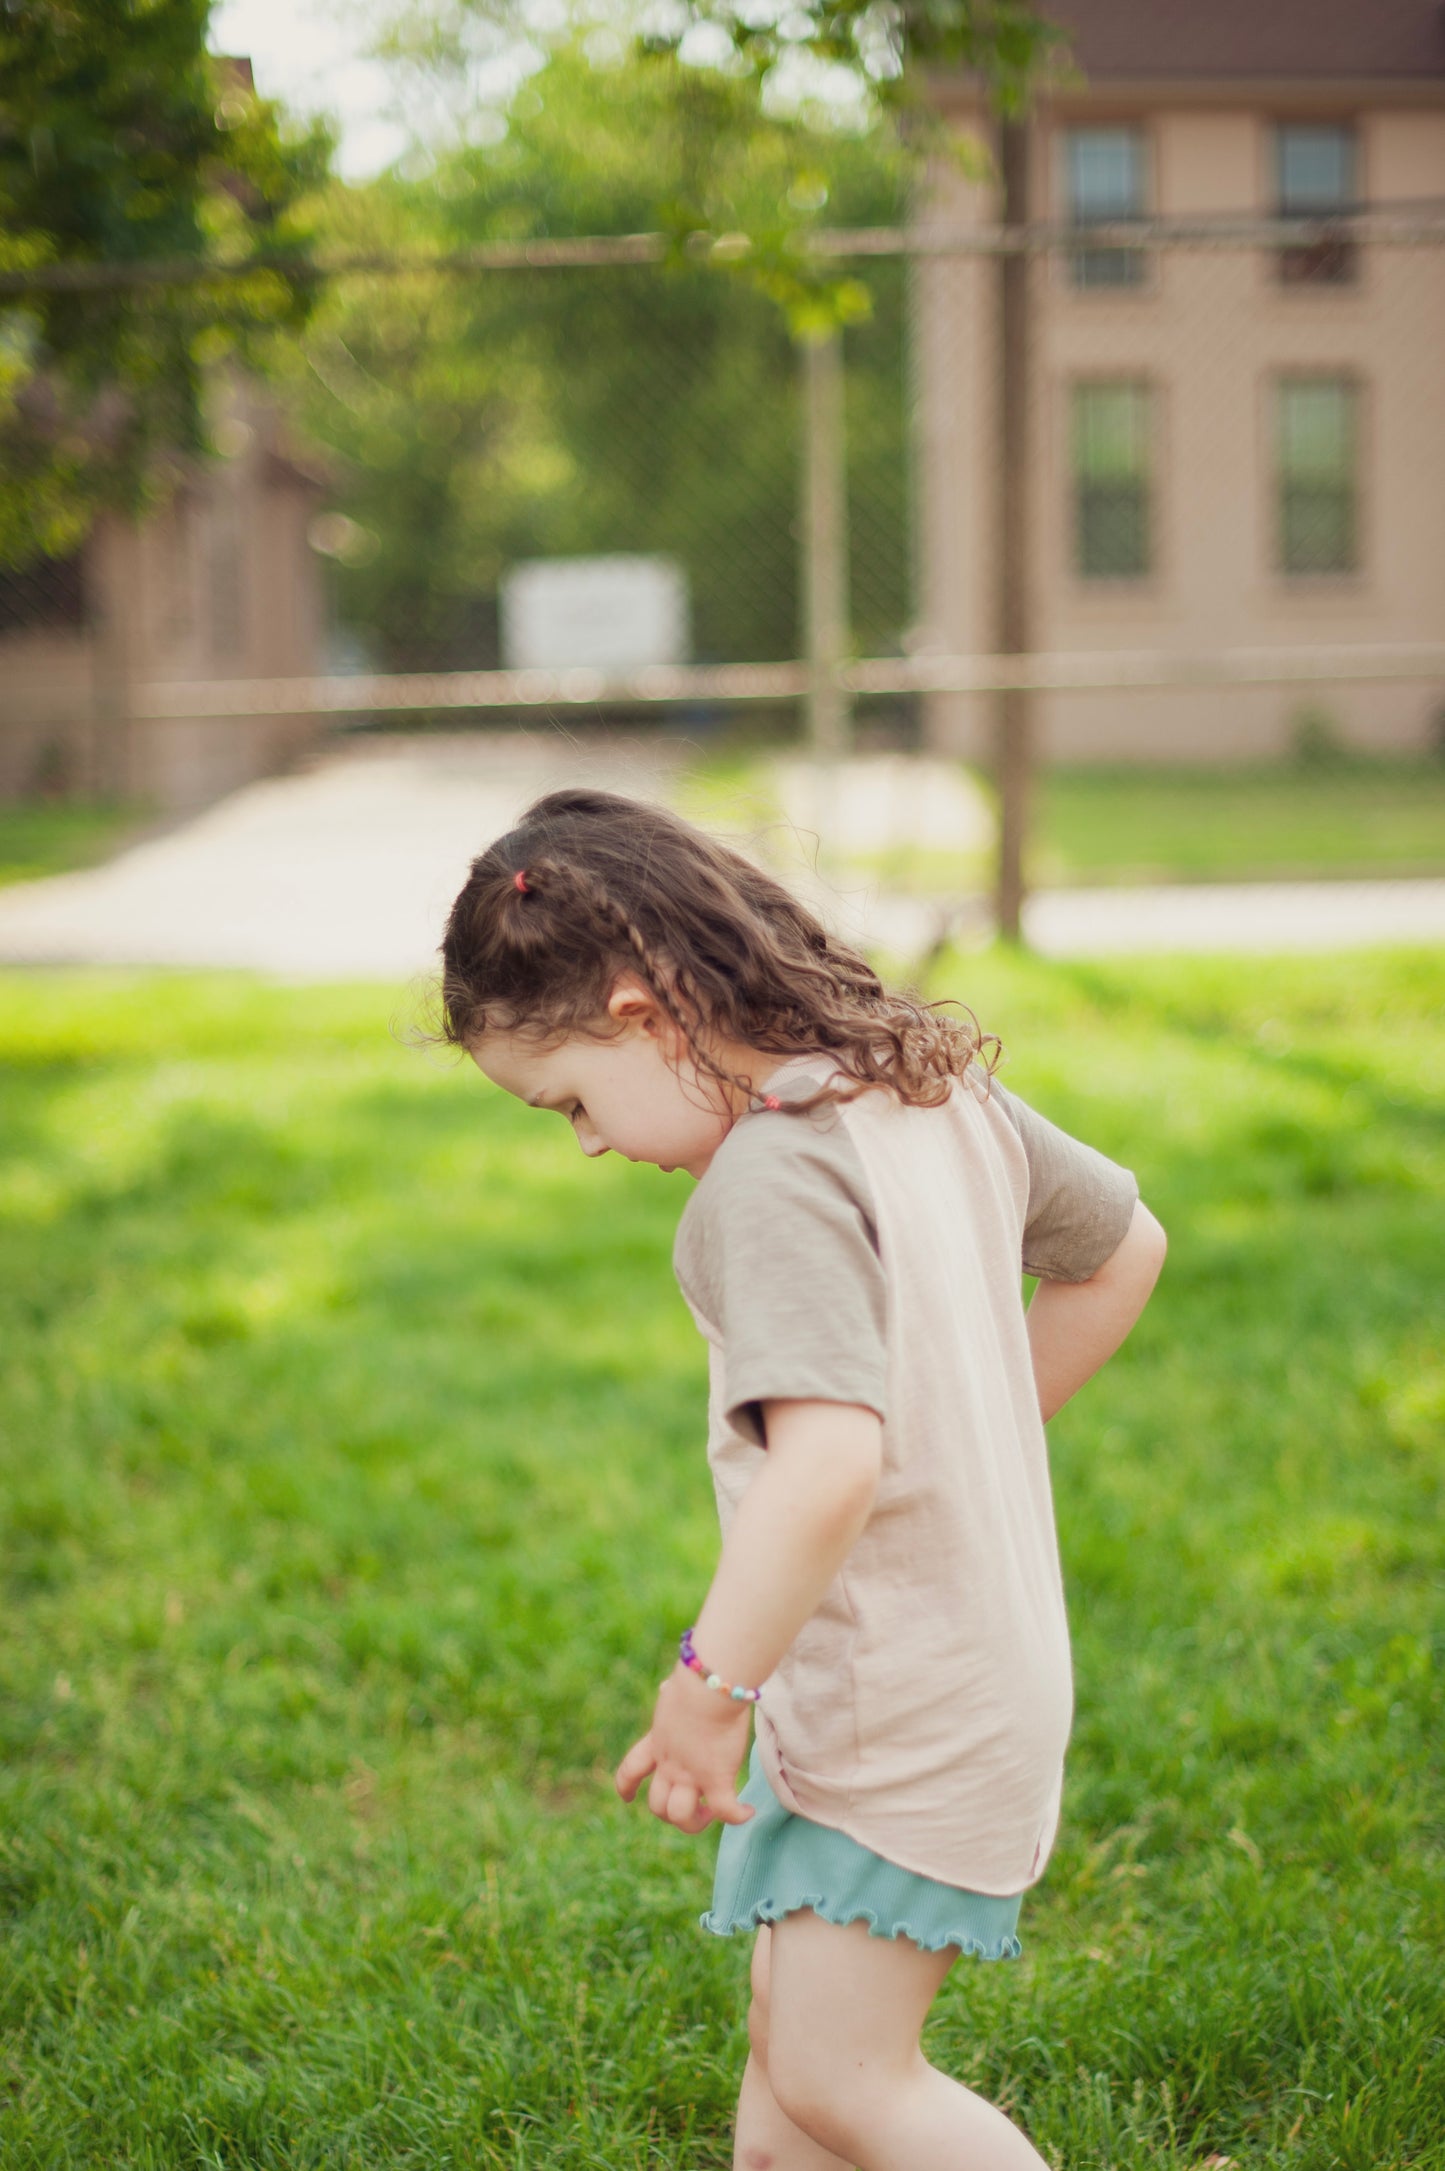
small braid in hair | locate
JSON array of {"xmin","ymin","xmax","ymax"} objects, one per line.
[
  {"xmin": 528, "ymin": 854, "xmax": 767, "ymax": 1112},
  {"xmin": 434, "ymin": 786, "xmax": 999, "ymax": 1114}
]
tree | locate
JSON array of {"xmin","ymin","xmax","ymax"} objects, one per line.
[
  {"xmin": 645, "ymin": 0, "xmax": 1063, "ymax": 123},
  {"xmin": 291, "ymin": 45, "xmax": 911, "ymax": 674},
  {"xmin": 374, "ymin": 0, "xmax": 1065, "ymax": 215},
  {"xmin": 0, "ymin": 0, "xmax": 331, "ymax": 568}
]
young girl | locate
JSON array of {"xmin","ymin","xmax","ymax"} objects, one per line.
[{"xmin": 439, "ymin": 784, "xmax": 1166, "ymax": 2171}]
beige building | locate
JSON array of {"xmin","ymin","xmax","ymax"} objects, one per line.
[
  {"xmin": 0, "ymin": 383, "xmax": 327, "ymax": 810},
  {"xmin": 915, "ymin": 0, "xmax": 1445, "ymax": 760}
]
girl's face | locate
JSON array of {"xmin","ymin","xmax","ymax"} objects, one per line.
[{"xmin": 469, "ymin": 975, "xmax": 771, "ymax": 1180}]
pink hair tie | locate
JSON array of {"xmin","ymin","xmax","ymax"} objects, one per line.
[
  {"xmin": 513, "ymin": 869, "xmax": 530, "ymax": 893},
  {"xmin": 763, "ymin": 1095, "xmax": 781, "ymax": 1111}
]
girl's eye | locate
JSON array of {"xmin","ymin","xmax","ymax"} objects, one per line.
[{"xmin": 567, "ymin": 1103, "xmax": 585, "ymax": 1125}]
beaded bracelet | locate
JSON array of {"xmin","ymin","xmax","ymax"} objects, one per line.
[{"xmin": 679, "ymin": 1627, "xmax": 763, "ymax": 1703}]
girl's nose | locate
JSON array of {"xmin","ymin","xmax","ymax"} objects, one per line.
[{"xmin": 577, "ymin": 1123, "xmax": 608, "ymax": 1158}]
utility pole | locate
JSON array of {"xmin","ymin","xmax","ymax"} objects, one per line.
[
  {"xmin": 800, "ymin": 328, "xmax": 849, "ymax": 763},
  {"xmin": 994, "ymin": 118, "xmax": 1034, "ymax": 943}
]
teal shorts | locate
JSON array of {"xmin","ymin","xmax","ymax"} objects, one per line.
[{"xmin": 701, "ymin": 1740, "xmax": 1024, "ymax": 1959}]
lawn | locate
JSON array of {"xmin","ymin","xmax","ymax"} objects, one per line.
[
  {"xmin": 677, "ymin": 752, "xmax": 1445, "ymax": 892},
  {"xmin": 0, "ymin": 802, "xmax": 151, "ymax": 890},
  {"xmin": 1037, "ymin": 761, "xmax": 1445, "ymax": 888},
  {"xmin": 1, "ymin": 953, "xmax": 1442, "ymax": 2170}
]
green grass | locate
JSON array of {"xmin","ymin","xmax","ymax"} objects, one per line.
[
  {"xmin": 0, "ymin": 801, "xmax": 150, "ymax": 889},
  {"xmin": 1037, "ymin": 761, "xmax": 1445, "ymax": 887},
  {"xmin": 678, "ymin": 750, "xmax": 1445, "ymax": 891},
  {"xmin": 1, "ymin": 955, "xmax": 1442, "ymax": 2169}
]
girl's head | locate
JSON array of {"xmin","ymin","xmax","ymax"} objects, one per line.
[{"xmin": 439, "ymin": 786, "xmax": 993, "ymax": 1176}]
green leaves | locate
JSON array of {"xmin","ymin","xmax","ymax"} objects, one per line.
[
  {"xmin": 286, "ymin": 44, "xmax": 911, "ymax": 672},
  {"xmin": 645, "ymin": 0, "xmax": 1066, "ymax": 119},
  {"xmin": 0, "ymin": 0, "xmax": 332, "ymax": 568}
]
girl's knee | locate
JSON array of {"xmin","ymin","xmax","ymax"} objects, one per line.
[
  {"xmin": 772, "ymin": 2040, "xmax": 850, "ymax": 2144},
  {"xmin": 767, "ymin": 2056, "xmax": 855, "ymax": 2157},
  {"xmin": 768, "ymin": 2037, "xmax": 924, "ymax": 2156}
]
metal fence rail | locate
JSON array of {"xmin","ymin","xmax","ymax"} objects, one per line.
[
  {"xmin": 3, "ymin": 209, "xmax": 1443, "ymax": 926},
  {"xmin": 2, "ymin": 209, "xmax": 1442, "ymax": 295},
  {"xmin": 127, "ymin": 641, "xmax": 1445, "ymax": 722}
]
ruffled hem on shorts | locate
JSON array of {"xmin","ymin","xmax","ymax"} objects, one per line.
[
  {"xmin": 701, "ymin": 1740, "xmax": 1025, "ymax": 1961},
  {"xmin": 701, "ymin": 1890, "xmax": 1022, "ymax": 1959}
]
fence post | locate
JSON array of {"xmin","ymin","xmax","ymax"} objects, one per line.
[
  {"xmin": 800, "ymin": 329, "xmax": 850, "ymax": 762},
  {"xmin": 994, "ymin": 118, "xmax": 1034, "ymax": 943},
  {"xmin": 87, "ymin": 517, "xmax": 135, "ymax": 800}
]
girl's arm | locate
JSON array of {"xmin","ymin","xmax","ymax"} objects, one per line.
[
  {"xmin": 618, "ymin": 1199, "xmax": 1164, "ymax": 1831},
  {"xmin": 1026, "ymin": 1195, "xmax": 1167, "ymax": 1423},
  {"xmin": 615, "ymin": 1399, "xmax": 882, "ymax": 1833}
]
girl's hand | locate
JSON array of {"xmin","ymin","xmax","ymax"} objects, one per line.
[{"xmin": 614, "ymin": 1663, "xmax": 756, "ymax": 1835}]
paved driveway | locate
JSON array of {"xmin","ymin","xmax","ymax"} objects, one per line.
[
  {"xmin": 0, "ymin": 734, "xmax": 1440, "ymax": 978},
  {"xmin": 0, "ymin": 736, "xmax": 688, "ymax": 980}
]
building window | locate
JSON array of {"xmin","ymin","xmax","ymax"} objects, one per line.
[
  {"xmin": 1065, "ymin": 128, "xmax": 1147, "ymax": 289},
  {"xmin": 1276, "ymin": 378, "xmax": 1358, "ymax": 576},
  {"xmin": 1072, "ymin": 382, "xmax": 1153, "ymax": 578},
  {"xmin": 0, "ymin": 551, "xmax": 87, "ymax": 632},
  {"xmin": 1276, "ymin": 123, "xmax": 1358, "ymax": 284}
]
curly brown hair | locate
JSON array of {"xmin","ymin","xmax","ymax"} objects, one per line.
[{"xmin": 437, "ymin": 786, "xmax": 997, "ymax": 1115}]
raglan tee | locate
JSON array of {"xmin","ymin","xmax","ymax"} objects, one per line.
[{"xmin": 672, "ymin": 1055, "xmax": 1138, "ymax": 1897}]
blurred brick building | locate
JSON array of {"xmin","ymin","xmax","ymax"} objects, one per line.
[
  {"xmin": 0, "ymin": 382, "xmax": 327, "ymax": 810},
  {"xmin": 915, "ymin": 0, "xmax": 1445, "ymax": 759}
]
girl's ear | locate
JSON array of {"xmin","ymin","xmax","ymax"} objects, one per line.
[
  {"xmin": 606, "ymin": 973, "xmax": 662, "ymax": 1031},
  {"xmin": 606, "ymin": 974, "xmax": 689, "ymax": 1058}
]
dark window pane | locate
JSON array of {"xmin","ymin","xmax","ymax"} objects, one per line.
[
  {"xmin": 1071, "ymin": 246, "xmax": 1146, "ymax": 289},
  {"xmin": 0, "ymin": 551, "xmax": 88, "ymax": 631},
  {"xmin": 1078, "ymin": 484, "xmax": 1149, "ymax": 576},
  {"xmin": 1279, "ymin": 235, "xmax": 1357, "ymax": 285},
  {"xmin": 1281, "ymin": 487, "xmax": 1356, "ymax": 574}
]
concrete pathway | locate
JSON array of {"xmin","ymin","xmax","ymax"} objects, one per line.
[
  {"xmin": 1025, "ymin": 875, "xmax": 1445, "ymax": 958},
  {"xmin": 0, "ymin": 735, "xmax": 689, "ymax": 981},
  {"xmin": 0, "ymin": 734, "xmax": 1440, "ymax": 979}
]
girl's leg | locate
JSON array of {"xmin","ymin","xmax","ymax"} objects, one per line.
[
  {"xmin": 734, "ymin": 1927, "xmax": 855, "ymax": 2171},
  {"xmin": 763, "ymin": 1909, "xmax": 1051, "ymax": 2171}
]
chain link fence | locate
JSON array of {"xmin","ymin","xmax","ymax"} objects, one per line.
[{"xmin": 1, "ymin": 216, "xmax": 1443, "ymax": 824}]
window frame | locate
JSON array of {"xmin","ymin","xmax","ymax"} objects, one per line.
[
  {"xmin": 1067, "ymin": 376, "xmax": 1159, "ymax": 586},
  {"xmin": 1057, "ymin": 122, "xmax": 1154, "ymax": 295},
  {"xmin": 1270, "ymin": 117, "xmax": 1362, "ymax": 289},
  {"xmin": 1271, "ymin": 371, "xmax": 1365, "ymax": 583}
]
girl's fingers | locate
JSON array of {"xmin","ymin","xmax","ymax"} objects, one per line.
[
  {"xmin": 643, "ymin": 1771, "xmax": 755, "ymax": 1831},
  {"xmin": 709, "ymin": 1792, "xmax": 756, "ymax": 1827},
  {"xmin": 666, "ymin": 1780, "xmax": 700, "ymax": 1830},
  {"xmin": 643, "ymin": 1771, "xmax": 720, "ymax": 1832},
  {"xmin": 618, "ymin": 1724, "xmax": 756, "ymax": 1830},
  {"xmin": 614, "ymin": 1733, "xmax": 656, "ymax": 1801}
]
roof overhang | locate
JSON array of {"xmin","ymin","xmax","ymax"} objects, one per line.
[{"xmin": 926, "ymin": 71, "xmax": 1445, "ymax": 119}]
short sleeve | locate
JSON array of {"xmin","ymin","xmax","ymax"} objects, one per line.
[
  {"xmin": 674, "ymin": 1111, "xmax": 888, "ymax": 1447},
  {"xmin": 990, "ymin": 1080, "xmax": 1138, "ymax": 1283}
]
